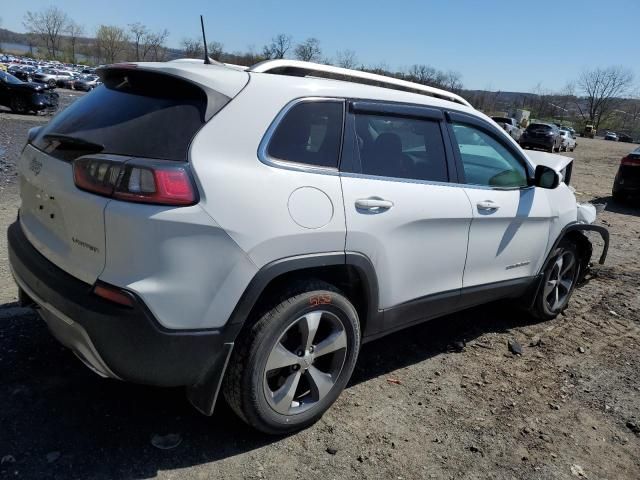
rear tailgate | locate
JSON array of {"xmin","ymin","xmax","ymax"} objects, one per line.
[{"xmin": 19, "ymin": 145, "xmax": 109, "ymax": 284}]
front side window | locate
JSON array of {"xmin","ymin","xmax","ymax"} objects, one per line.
[
  {"xmin": 267, "ymin": 101, "xmax": 343, "ymax": 168},
  {"xmin": 451, "ymin": 123, "xmax": 528, "ymax": 188},
  {"xmin": 354, "ymin": 113, "xmax": 448, "ymax": 182}
]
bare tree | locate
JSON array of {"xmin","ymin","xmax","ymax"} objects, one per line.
[
  {"xmin": 128, "ymin": 22, "xmax": 148, "ymax": 61},
  {"xmin": 181, "ymin": 38, "xmax": 203, "ymax": 58},
  {"xmin": 263, "ymin": 33, "xmax": 292, "ymax": 59},
  {"xmin": 575, "ymin": 66, "xmax": 634, "ymax": 130},
  {"xmin": 142, "ymin": 29, "xmax": 170, "ymax": 61},
  {"xmin": 23, "ymin": 7, "xmax": 69, "ymax": 59},
  {"xmin": 65, "ymin": 21, "xmax": 84, "ymax": 63},
  {"xmin": 207, "ymin": 41, "xmax": 224, "ymax": 61},
  {"xmin": 96, "ymin": 25, "xmax": 129, "ymax": 64},
  {"xmin": 442, "ymin": 71, "xmax": 463, "ymax": 93},
  {"xmin": 406, "ymin": 64, "xmax": 438, "ymax": 85},
  {"xmin": 294, "ymin": 38, "xmax": 322, "ymax": 62},
  {"xmin": 336, "ymin": 49, "xmax": 358, "ymax": 69}
]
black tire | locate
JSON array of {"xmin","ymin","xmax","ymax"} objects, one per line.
[
  {"xmin": 48, "ymin": 79, "xmax": 57, "ymax": 88},
  {"xmin": 223, "ymin": 281, "xmax": 361, "ymax": 434},
  {"xmin": 530, "ymin": 240, "xmax": 580, "ymax": 320},
  {"xmin": 10, "ymin": 96, "xmax": 28, "ymax": 114},
  {"xmin": 612, "ymin": 190, "xmax": 626, "ymax": 203},
  {"xmin": 549, "ymin": 144, "xmax": 555, "ymax": 153}
]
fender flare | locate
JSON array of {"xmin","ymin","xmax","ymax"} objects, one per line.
[
  {"xmin": 541, "ymin": 223, "xmax": 609, "ymax": 274},
  {"xmin": 226, "ymin": 251, "xmax": 380, "ymax": 329},
  {"xmin": 524, "ymin": 222, "xmax": 609, "ymax": 311}
]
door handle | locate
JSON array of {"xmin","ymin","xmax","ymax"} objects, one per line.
[
  {"xmin": 477, "ymin": 200, "xmax": 500, "ymax": 211},
  {"xmin": 355, "ymin": 197, "xmax": 394, "ymax": 212}
]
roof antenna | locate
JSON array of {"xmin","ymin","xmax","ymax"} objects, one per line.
[{"xmin": 200, "ymin": 15, "xmax": 211, "ymax": 64}]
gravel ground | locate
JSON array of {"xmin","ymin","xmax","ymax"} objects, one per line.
[{"xmin": 0, "ymin": 98, "xmax": 639, "ymax": 479}]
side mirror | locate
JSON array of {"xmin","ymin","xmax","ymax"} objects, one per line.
[{"xmin": 533, "ymin": 165, "xmax": 560, "ymax": 189}]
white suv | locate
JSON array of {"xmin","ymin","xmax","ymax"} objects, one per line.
[{"xmin": 8, "ymin": 59, "xmax": 609, "ymax": 434}]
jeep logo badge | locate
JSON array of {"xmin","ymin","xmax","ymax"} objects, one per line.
[{"xmin": 29, "ymin": 158, "xmax": 43, "ymax": 176}]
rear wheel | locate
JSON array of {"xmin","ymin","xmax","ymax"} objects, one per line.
[
  {"xmin": 47, "ymin": 79, "xmax": 56, "ymax": 88},
  {"xmin": 530, "ymin": 240, "xmax": 580, "ymax": 320},
  {"xmin": 223, "ymin": 282, "xmax": 361, "ymax": 434}
]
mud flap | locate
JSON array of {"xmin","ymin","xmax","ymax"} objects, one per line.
[{"xmin": 186, "ymin": 342, "xmax": 234, "ymax": 416}]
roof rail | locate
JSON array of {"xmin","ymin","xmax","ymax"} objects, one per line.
[{"xmin": 248, "ymin": 59, "xmax": 472, "ymax": 108}]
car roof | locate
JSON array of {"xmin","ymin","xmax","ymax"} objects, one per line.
[{"xmin": 124, "ymin": 60, "xmax": 476, "ymax": 115}]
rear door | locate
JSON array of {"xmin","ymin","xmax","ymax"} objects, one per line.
[{"xmin": 340, "ymin": 102, "xmax": 473, "ymax": 330}]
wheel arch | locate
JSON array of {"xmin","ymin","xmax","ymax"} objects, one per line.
[
  {"xmin": 523, "ymin": 222, "xmax": 609, "ymax": 311},
  {"xmin": 227, "ymin": 252, "xmax": 381, "ymax": 339}
]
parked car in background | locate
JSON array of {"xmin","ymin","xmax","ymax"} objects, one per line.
[
  {"xmin": 0, "ymin": 71, "xmax": 58, "ymax": 114},
  {"xmin": 604, "ymin": 131, "xmax": 618, "ymax": 141},
  {"xmin": 74, "ymin": 75, "xmax": 101, "ymax": 91},
  {"xmin": 491, "ymin": 116, "xmax": 522, "ymax": 141},
  {"xmin": 612, "ymin": 146, "xmax": 640, "ymax": 202},
  {"xmin": 520, "ymin": 122, "xmax": 562, "ymax": 152},
  {"xmin": 558, "ymin": 130, "xmax": 576, "ymax": 152},
  {"xmin": 32, "ymin": 69, "xmax": 61, "ymax": 88},
  {"xmin": 618, "ymin": 133, "xmax": 634, "ymax": 143},
  {"xmin": 57, "ymin": 72, "xmax": 81, "ymax": 89}
]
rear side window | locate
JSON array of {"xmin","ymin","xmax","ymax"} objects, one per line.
[
  {"xmin": 32, "ymin": 69, "xmax": 216, "ymax": 162},
  {"xmin": 267, "ymin": 101, "xmax": 344, "ymax": 168},
  {"xmin": 354, "ymin": 113, "xmax": 448, "ymax": 182}
]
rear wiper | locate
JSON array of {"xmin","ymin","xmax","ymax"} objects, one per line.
[{"xmin": 42, "ymin": 134, "xmax": 104, "ymax": 152}]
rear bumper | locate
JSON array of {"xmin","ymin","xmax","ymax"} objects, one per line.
[{"xmin": 7, "ymin": 220, "xmax": 238, "ymax": 388}]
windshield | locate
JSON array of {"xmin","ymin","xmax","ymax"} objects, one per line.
[
  {"xmin": 0, "ymin": 71, "xmax": 22, "ymax": 85},
  {"xmin": 492, "ymin": 117, "xmax": 512, "ymax": 124},
  {"xmin": 32, "ymin": 69, "xmax": 214, "ymax": 162}
]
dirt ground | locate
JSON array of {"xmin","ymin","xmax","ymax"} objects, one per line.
[{"xmin": 0, "ymin": 100, "xmax": 639, "ymax": 479}]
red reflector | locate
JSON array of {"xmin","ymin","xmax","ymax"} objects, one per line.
[{"xmin": 94, "ymin": 283, "xmax": 134, "ymax": 307}]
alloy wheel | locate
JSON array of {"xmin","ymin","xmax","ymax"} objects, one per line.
[
  {"xmin": 544, "ymin": 250, "xmax": 577, "ymax": 312},
  {"xmin": 263, "ymin": 310, "xmax": 347, "ymax": 415}
]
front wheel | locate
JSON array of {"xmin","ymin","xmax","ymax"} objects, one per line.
[
  {"xmin": 530, "ymin": 240, "xmax": 580, "ymax": 320},
  {"xmin": 10, "ymin": 96, "xmax": 28, "ymax": 114},
  {"xmin": 223, "ymin": 283, "xmax": 361, "ymax": 434}
]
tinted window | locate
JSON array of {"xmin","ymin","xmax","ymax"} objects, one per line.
[
  {"xmin": 267, "ymin": 101, "xmax": 343, "ymax": 168},
  {"xmin": 32, "ymin": 69, "xmax": 213, "ymax": 162},
  {"xmin": 527, "ymin": 123, "xmax": 552, "ymax": 131},
  {"xmin": 354, "ymin": 113, "xmax": 448, "ymax": 182},
  {"xmin": 452, "ymin": 123, "xmax": 527, "ymax": 188}
]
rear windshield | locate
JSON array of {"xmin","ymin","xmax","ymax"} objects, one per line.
[
  {"xmin": 32, "ymin": 69, "xmax": 213, "ymax": 162},
  {"xmin": 527, "ymin": 123, "xmax": 552, "ymax": 131}
]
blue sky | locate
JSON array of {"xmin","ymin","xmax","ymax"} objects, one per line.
[{"xmin": 2, "ymin": 0, "xmax": 638, "ymax": 92}]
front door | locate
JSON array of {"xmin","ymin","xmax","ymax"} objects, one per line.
[{"xmin": 447, "ymin": 116, "xmax": 552, "ymax": 291}]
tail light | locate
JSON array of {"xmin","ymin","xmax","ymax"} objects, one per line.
[
  {"xmin": 73, "ymin": 157, "xmax": 197, "ymax": 206},
  {"xmin": 621, "ymin": 155, "xmax": 640, "ymax": 166}
]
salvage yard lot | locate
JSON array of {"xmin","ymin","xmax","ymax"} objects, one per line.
[{"xmin": 0, "ymin": 106, "xmax": 639, "ymax": 478}]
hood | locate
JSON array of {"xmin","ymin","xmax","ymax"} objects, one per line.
[
  {"xmin": 8, "ymin": 81, "xmax": 50, "ymax": 93},
  {"xmin": 524, "ymin": 150, "xmax": 573, "ymax": 173}
]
